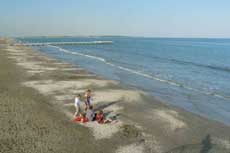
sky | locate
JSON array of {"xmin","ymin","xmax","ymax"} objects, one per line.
[{"xmin": 0, "ymin": 0, "xmax": 230, "ymax": 38}]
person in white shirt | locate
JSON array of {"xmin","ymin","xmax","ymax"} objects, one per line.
[{"xmin": 74, "ymin": 94, "xmax": 81, "ymax": 117}]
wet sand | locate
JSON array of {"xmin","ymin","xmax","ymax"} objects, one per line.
[{"xmin": 1, "ymin": 38, "xmax": 230, "ymax": 153}]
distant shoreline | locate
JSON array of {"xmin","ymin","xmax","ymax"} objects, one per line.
[{"xmin": 12, "ymin": 35, "xmax": 230, "ymax": 40}]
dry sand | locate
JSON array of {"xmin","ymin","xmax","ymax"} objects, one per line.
[
  {"xmin": 153, "ymin": 109, "xmax": 187, "ymax": 131},
  {"xmin": 116, "ymin": 143, "xmax": 144, "ymax": 153}
]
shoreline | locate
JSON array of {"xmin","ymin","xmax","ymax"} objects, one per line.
[
  {"xmin": 1, "ymin": 38, "xmax": 230, "ymax": 153},
  {"xmin": 25, "ymin": 37, "xmax": 230, "ymax": 126}
]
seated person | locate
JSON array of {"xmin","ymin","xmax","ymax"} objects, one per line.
[
  {"xmin": 86, "ymin": 105, "xmax": 94, "ymax": 121},
  {"xmin": 95, "ymin": 110, "xmax": 104, "ymax": 124}
]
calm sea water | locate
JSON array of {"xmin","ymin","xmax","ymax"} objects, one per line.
[{"xmin": 18, "ymin": 36, "xmax": 230, "ymax": 125}]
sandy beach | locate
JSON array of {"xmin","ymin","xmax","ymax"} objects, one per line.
[{"xmin": 1, "ymin": 38, "xmax": 230, "ymax": 153}]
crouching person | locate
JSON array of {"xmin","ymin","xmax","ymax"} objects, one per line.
[{"xmin": 86, "ymin": 105, "xmax": 94, "ymax": 121}]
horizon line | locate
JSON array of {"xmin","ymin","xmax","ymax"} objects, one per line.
[{"xmin": 4, "ymin": 35, "xmax": 230, "ymax": 39}]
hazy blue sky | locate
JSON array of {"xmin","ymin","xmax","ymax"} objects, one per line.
[{"xmin": 0, "ymin": 0, "xmax": 230, "ymax": 38}]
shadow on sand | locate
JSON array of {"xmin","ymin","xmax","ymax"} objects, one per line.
[
  {"xmin": 200, "ymin": 134, "xmax": 212, "ymax": 153},
  {"xmin": 94, "ymin": 101, "xmax": 120, "ymax": 111},
  {"xmin": 165, "ymin": 134, "xmax": 213, "ymax": 153}
]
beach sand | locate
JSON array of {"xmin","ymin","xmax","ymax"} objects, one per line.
[{"xmin": 1, "ymin": 38, "xmax": 230, "ymax": 153}]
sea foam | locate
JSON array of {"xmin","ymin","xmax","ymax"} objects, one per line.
[{"xmin": 47, "ymin": 45, "xmax": 229, "ymax": 101}]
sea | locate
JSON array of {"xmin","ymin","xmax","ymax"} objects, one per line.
[{"xmin": 17, "ymin": 36, "xmax": 230, "ymax": 125}]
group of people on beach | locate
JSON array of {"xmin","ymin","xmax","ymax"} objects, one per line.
[{"xmin": 72, "ymin": 89, "xmax": 110, "ymax": 124}]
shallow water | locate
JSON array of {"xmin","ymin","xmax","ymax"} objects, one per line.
[{"xmin": 18, "ymin": 36, "xmax": 230, "ymax": 125}]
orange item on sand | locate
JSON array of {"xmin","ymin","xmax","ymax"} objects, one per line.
[
  {"xmin": 73, "ymin": 116, "xmax": 81, "ymax": 122},
  {"xmin": 81, "ymin": 118, "xmax": 89, "ymax": 123},
  {"xmin": 72, "ymin": 116, "xmax": 89, "ymax": 123}
]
